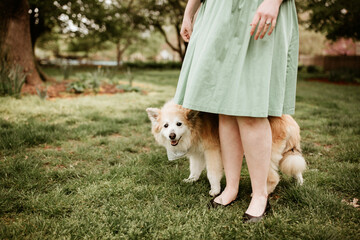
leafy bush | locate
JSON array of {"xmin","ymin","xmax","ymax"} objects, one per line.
[
  {"xmin": 0, "ymin": 52, "xmax": 26, "ymax": 98},
  {"xmin": 61, "ymin": 64, "xmax": 72, "ymax": 80},
  {"xmin": 116, "ymin": 67, "xmax": 141, "ymax": 92},
  {"xmin": 67, "ymin": 68, "xmax": 105, "ymax": 93},
  {"xmin": 116, "ymin": 84, "xmax": 141, "ymax": 92},
  {"xmin": 329, "ymin": 69, "xmax": 360, "ymax": 83},
  {"xmin": 35, "ymin": 87, "xmax": 48, "ymax": 100},
  {"xmin": 306, "ymin": 65, "xmax": 323, "ymax": 73},
  {"xmin": 298, "ymin": 65, "xmax": 306, "ymax": 73},
  {"xmin": 124, "ymin": 61, "xmax": 182, "ymax": 69}
]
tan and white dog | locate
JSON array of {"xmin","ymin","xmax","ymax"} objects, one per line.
[{"xmin": 146, "ymin": 100, "xmax": 306, "ymax": 196}]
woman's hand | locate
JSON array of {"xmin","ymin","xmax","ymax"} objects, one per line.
[
  {"xmin": 180, "ymin": 17, "xmax": 193, "ymax": 42},
  {"xmin": 180, "ymin": 0, "xmax": 202, "ymax": 42},
  {"xmin": 250, "ymin": 0, "xmax": 283, "ymax": 40}
]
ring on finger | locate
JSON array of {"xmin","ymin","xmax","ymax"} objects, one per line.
[{"xmin": 265, "ymin": 20, "xmax": 271, "ymax": 25}]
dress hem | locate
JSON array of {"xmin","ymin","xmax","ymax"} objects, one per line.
[{"xmin": 174, "ymin": 97, "xmax": 294, "ymax": 117}]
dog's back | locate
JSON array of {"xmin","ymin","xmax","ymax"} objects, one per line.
[{"xmin": 196, "ymin": 112, "xmax": 219, "ymax": 150}]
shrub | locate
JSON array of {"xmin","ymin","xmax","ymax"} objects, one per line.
[
  {"xmin": 124, "ymin": 61, "xmax": 182, "ymax": 69},
  {"xmin": 306, "ymin": 65, "xmax": 322, "ymax": 73},
  {"xmin": 61, "ymin": 64, "xmax": 72, "ymax": 80},
  {"xmin": 329, "ymin": 69, "xmax": 360, "ymax": 83},
  {"xmin": 67, "ymin": 68, "xmax": 105, "ymax": 93},
  {"xmin": 0, "ymin": 52, "xmax": 26, "ymax": 98},
  {"xmin": 298, "ymin": 65, "xmax": 306, "ymax": 73}
]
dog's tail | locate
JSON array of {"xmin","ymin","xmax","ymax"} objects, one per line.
[
  {"xmin": 278, "ymin": 115, "xmax": 306, "ymax": 185},
  {"xmin": 279, "ymin": 149, "xmax": 306, "ymax": 185}
]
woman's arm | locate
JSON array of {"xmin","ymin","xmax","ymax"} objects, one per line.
[
  {"xmin": 250, "ymin": 0, "xmax": 283, "ymax": 40},
  {"xmin": 180, "ymin": 0, "xmax": 202, "ymax": 42}
]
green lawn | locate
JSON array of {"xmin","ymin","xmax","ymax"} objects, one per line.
[{"xmin": 1, "ymin": 69, "xmax": 359, "ymax": 239}]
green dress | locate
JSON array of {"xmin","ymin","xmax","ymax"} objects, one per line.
[{"xmin": 173, "ymin": 0, "xmax": 299, "ymax": 117}]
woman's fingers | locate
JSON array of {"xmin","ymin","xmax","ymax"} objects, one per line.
[
  {"xmin": 181, "ymin": 30, "xmax": 189, "ymax": 42},
  {"xmin": 180, "ymin": 19, "xmax": 193, "ymax": 42},
  {"xmin": 254, "ymin": 17, "xmax": 266, "ymax": 40},
  {"xmin": 181, "ymin": 28, "xmax": 191, "ymax": 42},
  {"xmin": 250, "ymin": 0, "xmax": 282, "ymax": 39},
  {"xmin": 250, "ymin": 13, "xmax": 260, "ymax": 36},
  {"xmin": 260, "ymin": 20, "xmax": 271, "ymax": 39},
  {"xmin": 267, "ymin": 18, "xmax": 277, "ymax": 36}
]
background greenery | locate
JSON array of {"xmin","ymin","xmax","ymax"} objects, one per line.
[{"xmin": 0, "ymin": 69, "xmax": 359, "ymax": 239}]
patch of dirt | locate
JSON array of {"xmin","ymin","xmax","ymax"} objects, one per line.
[
  {"xmin": 21, "ymin": 81, "xmax": 147, "ymax": 99},
  {"xmin": 314, "ymin": 142, "xmax": 333, "ymax": 151},
  {"xmin": 43, "ymin": 144, "xmax": 62, "ymax": 151},
  {"xmin": 141, "ymin": 146, "xmax": 151, "ymax": 153}
]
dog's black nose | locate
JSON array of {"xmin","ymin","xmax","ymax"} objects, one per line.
[{"xmin": 169, "ymin": 133, "xmax": 176, "ymax": 140}]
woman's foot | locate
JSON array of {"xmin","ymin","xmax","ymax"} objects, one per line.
[
  {"xmin": 244, "ymin": 194, "xmax": 268, "ymax": 217},
  {"xmin": 213, "ymin": 187, "xmax": 238, "ymax": 206},
  {"xmin": 243, "ymin": 199, "xmax": 270, "ymax": 223}
]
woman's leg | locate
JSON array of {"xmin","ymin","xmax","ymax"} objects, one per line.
[
  {"xmin": 213, "ymin": 114, "xmax": 244, "ymax": 205},
  {"xmin": 236, "ymin": 117, "xmax": 272, "ymax": 216}
]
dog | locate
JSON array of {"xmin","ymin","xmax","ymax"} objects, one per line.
[{"xmin": 146, "ymin": 100, "xmax": 306, "ymax": 196}]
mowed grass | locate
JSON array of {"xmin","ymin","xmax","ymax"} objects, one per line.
[{"xmin": 0, "ymin": 69, "xmax": 359, "ymax": 239}]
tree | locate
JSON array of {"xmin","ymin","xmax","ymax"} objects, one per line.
[
  {"xmin": 54, "ymin": 0, "xmax": 148, "ymax": 67},
  {"xmin": 297, "ymin": 0, "xmax": 360, "ymax": 41},
  {"xmin": 98, "ymin": 0, "xmax": 148, "ymax": 66},
  {"xmin": 0, "ymin": 0, "xmax": 42, "ymax": 85},
  {"xmin": 144, "ymin": 0, "xmax": 188, "ymax": 61}
]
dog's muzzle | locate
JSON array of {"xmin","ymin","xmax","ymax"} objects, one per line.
[{"xmin": 170, "ymin": 136, "xmax": 181, "ymax": 146}]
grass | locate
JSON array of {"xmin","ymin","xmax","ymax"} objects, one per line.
[{"xmin": 0, "ymin": 69, "xmax": 359, "ymax": 239}]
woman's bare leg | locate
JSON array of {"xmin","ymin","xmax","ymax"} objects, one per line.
[
  {"xmin": 213, "ymin": 114, "xmax": 244, "ymax": 205},
  {"xmin": 237, "ymin": 117, "xmax": 272, "ymax": 216}
]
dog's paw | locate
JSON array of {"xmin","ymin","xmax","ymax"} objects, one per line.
[
  {"xmin": 183, "ymin": 177, "xmax": 198, "ymax": 183},
  {"xmin": 209, "ymin": 188, "xmax": 221, "ymax": 197},
  {"xmin": 295, "ymin": 173, "xmax": 304, "ymax": 185}
]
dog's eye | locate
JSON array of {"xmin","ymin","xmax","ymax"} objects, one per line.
[
  {"xmin": 164, "ymin": 123, "xmax": 169, "ymax": 128},
  {"xmin": 176, "ymin": 122, "xmax": 182, "ymax": 126}
]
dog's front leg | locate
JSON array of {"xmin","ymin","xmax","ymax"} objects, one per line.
[
  {"xmin": 204, "ymin": 148, "xmax": 223, "ymax": 196},
  {"xmin": 183, "ymin": 153, "xmax": 206, "ymax": 183}
]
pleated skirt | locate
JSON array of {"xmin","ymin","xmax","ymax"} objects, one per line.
[{"xmin": 173, "ymin": 0, "xmax": 299, "ymax": 117}]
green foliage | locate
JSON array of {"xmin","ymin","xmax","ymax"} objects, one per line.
[
  {"xmin": 67, "ymin": 71, "xmax": 101, "ymax": 93},
  {"xmin": 102, "ymin": 67, "xmax": 118, "ymax": 84},
  {"xmin": 116, "ymin": 67, "xmax": 140, "ymax": 92},
  {"xmin": 306, "ymin": 65, "xmax": 323, "ymax": 74},
  {"xmin": 116, "ymin": 85, "xmax": 141, "ymax": 93},
  {"xmin": 329, "ymin": 69, "xmax": 360, "ymax": 83},
  {"xmin": 61, "ymin": 64, "xmax": 72, "ymax": 80},
  {"xmin": 297, "ymin": 0, "xmax": 360, "ymax": 40},
  {"xmin": 67, "ymin": 67, "xmax": 119, "ymax": 93},
  {"xmin": 0, "ymin": 52, "xmax": 26, "ymax": 98},
  {"xmin": 125, "ymin": 61, "xmax": 182, "ymax": 69},
  {"xmin": 35, "ymin": 87, "xmax": 48, "ymax": 100},
  {"xmin": 297, "ymin": 65, "xmax": 360, "ymax": 84}
]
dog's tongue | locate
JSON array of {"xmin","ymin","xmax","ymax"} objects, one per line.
[{"xmin": 171, "ymin": 140, "xmax": 177, "ymax": 145}]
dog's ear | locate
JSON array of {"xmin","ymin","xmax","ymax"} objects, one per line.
[
  {"xmin": 146, "ymin": 108, "xmax": 160, "ymax": 124},
  {"xmin": 187, "ymin": 110, "xmax": 200, "ymax": 121}
]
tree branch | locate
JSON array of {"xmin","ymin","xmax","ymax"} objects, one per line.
[{"xmin": 154, "ymin": 23, "xmax": 180, "ymax": 52}]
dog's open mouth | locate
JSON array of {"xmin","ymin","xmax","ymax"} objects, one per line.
[{"xmin": 171, "ymin": 137, "xmax": 182, "ymax": 146}]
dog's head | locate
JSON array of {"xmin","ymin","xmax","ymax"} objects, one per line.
[{"xmin": 146, "ymin": 100, "xmax": 199, "ymax": 153}]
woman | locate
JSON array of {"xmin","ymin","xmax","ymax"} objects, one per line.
[{"xmin": 173, "ymin": 0, "xmax": 299, "ymax": 222}]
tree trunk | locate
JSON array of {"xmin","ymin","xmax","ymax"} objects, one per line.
[
  {"xmin": 155, "ymin": 23, "xmax": 186, "ymax": 62},
  {"xmin": 2, "ymin": 0, "xmax": 42, "ymax": 86},
  {"xmin": 116, "ymin": 41, "xmax": 132, "ymax": 68},
  {"xmin": 116, "ymin": 42, "xmax": 122, "ymax": 68}
]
